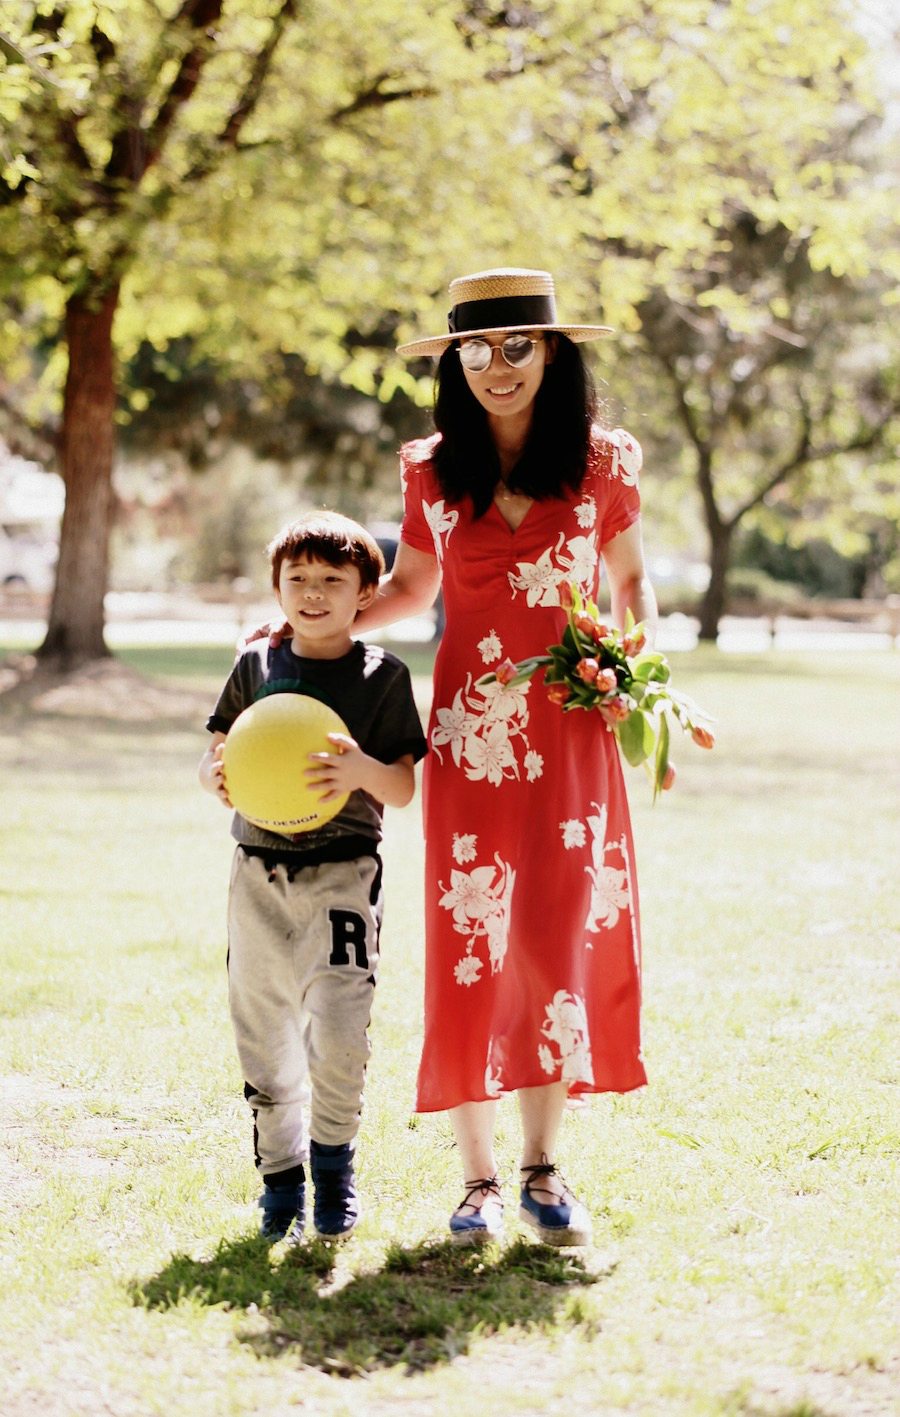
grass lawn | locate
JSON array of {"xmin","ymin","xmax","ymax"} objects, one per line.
[{"xmin": 0, "ymin": 644, "xmax": 897, "ymax": 1416}]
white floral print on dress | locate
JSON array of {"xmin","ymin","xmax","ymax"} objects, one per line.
[
  {"xmin": 507, "ymin": 529, "xmax": 599, "ymax": 606},
  {"xmin": 609, "ymin": 429, "xmax": 642, "ymax": 487},
  {"xmin": 464, "ymin": 720, "xmax": 517, "ymax": 785},
  {"xmin": 440, "ymin": 852, "xmax": 516, "ymax": 984},
  {"xmin": 485, "ymin": 1058, "xmax": 504, "ymax": 1098},
  {"xmin": 574, "ymin": 496, "xmax": 597, "ymax": 528},
  {"xmin": 538, "ymin": 990, "xmax": 595, "ymax": 1085},
  {"xmin": 423, "ymin": 499, "xmax": 459, "ymax": 564},
  {"xmin": 454, "ymin": 955, "xmax": 483, "ymax": 987},
  {"xmin": 452, "ymin": 832, "xmax": 478, "ymax": 864},
  {"xmin": 430, "ymin": 673, "xmax": 535, "ymax": 786},
  {"xmin": 507, "ymin": 537, "xmax": 566, "ymax": 606},
  {"xmin": 586, "ymin": 805, "xmax": 630, "ymax": 930},
  {"xmin": 557, "ymin": 532, "xmax": 598, "ymax": 588},
  {"xmin": 431, "ymin": 687, "xmax": 479, "ymax": 767},
  {"xmin": 560, "ymin": 819, "xmax": 587, "ymax": 850},
  {"xmin": 524, "ymin": 750, "xmax": 544, "ymax": 782},
  {"xmin": 477, "ymin": 630, "xmax": 502, "ymax": 664}
]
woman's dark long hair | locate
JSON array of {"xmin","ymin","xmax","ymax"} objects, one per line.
[{"xmin": 431, "ymin": 334, "xmax": 597, "ymax": 517}]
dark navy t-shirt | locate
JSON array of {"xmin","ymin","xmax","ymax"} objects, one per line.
[{"xmin": 207, "ymin": 638, "xmax": 427, "ymax": 855}]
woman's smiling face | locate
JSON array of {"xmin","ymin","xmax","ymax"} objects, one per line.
[{"xmin": 459, "ymin": 332, "xmax": 553, "ymax": 421}]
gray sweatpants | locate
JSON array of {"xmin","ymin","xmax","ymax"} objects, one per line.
[{"xmin": 226, "ymin": 848, "xmax": 382, "ymax": 1178}]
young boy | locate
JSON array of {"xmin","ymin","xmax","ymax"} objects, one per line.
[{"xmin": 200, "ymin": 511, "xmax": 427, "ymax": 1241}]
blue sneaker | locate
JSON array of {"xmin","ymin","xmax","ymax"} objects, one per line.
[
  {"xmin": 449, "ymin": 1176, "xmax": 504, "ymax": 1247},
  {"xmin": 519, "ymin": 1160, "xmax": 591, "ymax": 1247},
  {"xmin": 259, "ymin": 1173, "xmax": 305, "ymax": 1241},
  {"xmin": 309, "ymin": 1140, "xmax": 360, "ymax": 1239}
]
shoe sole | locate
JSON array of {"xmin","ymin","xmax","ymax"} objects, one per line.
[
  {"xmin": 312, "ymin": 1217, "xmax": 359, "ymax": 1241},
  {"xmin": 518, "ymin": 1205, "xmax": 591, "ymax": 1247},
  {"xmin": 449, "ymin": 1225, "xmax": 502, "ymax": 1248}
]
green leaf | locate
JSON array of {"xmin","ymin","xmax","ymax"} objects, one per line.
[
  {"xmin": 653, "ymin": 711, "xmax": 671, "ymax": 801},
  {"xmin": 808, "ymin": 1138, "xmax": 841, "ymax": 1160},
  {"xmin": 657, "ymin": 1128, "xmax": 704, "ymax": 1151},
  {"xmin": 617, "ymin": 708, "xmax": 655, "ymax": 766},
  {"xmin": 633, "ymin": 653, "xmax": 671, "ymax": 684}
]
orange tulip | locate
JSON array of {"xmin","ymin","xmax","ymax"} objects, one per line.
[
  {"xmin": 546, "ymin": 681, "xmax": 572, "ymax": 705},
  {"xmin": 662, "ymin": 762, "xmax": 677, "ymax": 790},
  {"xmin": 576, "ymin": 657, "xmax": 600, "ymax": 684},
  {"xmin": 691, "ymin": 725, "xmax": 716, "ymax": 750},
  {"xmin": 604, "ymin": 695, "xmax": 631, "ymax": 722},
  {"xmin": 495, "ymin": 657, "xmax": 518, "ymax": 685},
  {"xmin": 595, "ymin": 668, "xmax": 618, "ymax": 693}
]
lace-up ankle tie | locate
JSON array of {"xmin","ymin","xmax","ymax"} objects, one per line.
[
  {"xmin": 519, "ymin": 1158, "xmax": 591, "ymax": 1248},
  {"xmin": 449, "ymin": 1175, "xmax": 504, "ymax": 1247}
]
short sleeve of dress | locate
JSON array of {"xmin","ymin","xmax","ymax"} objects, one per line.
[
  {"xmin": 399, "ymin": 438, "xmax": 440, "ymax": 557},
  {"xmin": 592, "ymin": 427, "xmax": 643, "ymax": 546}
]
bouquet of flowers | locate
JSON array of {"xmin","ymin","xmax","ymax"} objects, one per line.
[{"xmin": 478, "ymin": 582, "xmax": 715, "ymax": 799}]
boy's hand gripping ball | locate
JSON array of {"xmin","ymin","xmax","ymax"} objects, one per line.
[{"xmin": 222, "ymin": 694, "xmax": 350, "ymax": 834}]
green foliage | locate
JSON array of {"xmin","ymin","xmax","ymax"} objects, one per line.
[
  {"xmin": 0, "ymin": 0, "xmax": 891, "ymax": 401},
  {"xmin": 1, "ymin": 0, "xmax": 897, "ymax": 651},
  {"xmin": 734, "ymin": 526, "xmax": 885, "ymax": 600}
]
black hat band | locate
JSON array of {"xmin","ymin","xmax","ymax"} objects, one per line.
[{"xmin": 447, "ymin": 293, "xmax": 557, "ymax": 335}]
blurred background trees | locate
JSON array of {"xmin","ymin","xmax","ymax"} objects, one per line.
[{"xmin": 1, "ymin": 0, "xmax": 897, "ymax": 662}]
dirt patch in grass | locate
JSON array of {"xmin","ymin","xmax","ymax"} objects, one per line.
[{"xmin": 0, "ymin": 655, "xmax": 209, "ymax": 722}]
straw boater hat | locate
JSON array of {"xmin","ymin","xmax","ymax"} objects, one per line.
[{"xmin": 396, "ymin": 267, "xmax": 614, "ymax": 358}]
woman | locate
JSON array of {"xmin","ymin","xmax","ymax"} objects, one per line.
[{"xmin": 357, "ymin": 268, "xmax": 658, "ymax": 1247}]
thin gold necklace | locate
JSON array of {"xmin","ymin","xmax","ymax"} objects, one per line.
[{"xmin": 495, "ymin": 480, "xmax": 529, "ymax": 502}]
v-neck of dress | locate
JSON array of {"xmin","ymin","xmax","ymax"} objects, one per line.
[{"xmin": 490, "ymin": 494, "xmax": 536, "ymax": 535}]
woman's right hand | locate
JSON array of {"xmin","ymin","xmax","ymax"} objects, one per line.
[{"xmin": 238, "ymin": 619, "xmax": 293, "ymax": 652}]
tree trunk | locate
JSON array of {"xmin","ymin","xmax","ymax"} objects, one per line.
[
  {"xmin": 38, "ymin": 284, "xmax": 120, "ymax": 669},
  {"xmin": 698, "ymin": 522, "xmax": 733, "ymax": 642}
]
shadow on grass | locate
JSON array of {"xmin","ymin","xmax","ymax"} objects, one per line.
[{"xmin": 131, "ymin": 1232, "xmax": 610, "ymax": 1375}]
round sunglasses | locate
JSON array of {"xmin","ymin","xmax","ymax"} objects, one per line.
[{"xmin": 457, "ymin": 334, "xmax": 544, "ymax": 372}]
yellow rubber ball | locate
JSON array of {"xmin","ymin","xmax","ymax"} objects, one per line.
[{"xmin": 222, "ymin": 693, "xmax": 350, "ymax": 835}]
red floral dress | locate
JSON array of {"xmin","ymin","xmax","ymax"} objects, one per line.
[{"xmin": 400, "ymin": 427, "xmax": 648, "ymax": 1112}]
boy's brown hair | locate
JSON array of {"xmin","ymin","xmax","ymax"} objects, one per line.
[{"xmin": 267, "ymin": 511, "xmax": 386, "ymax": 593}]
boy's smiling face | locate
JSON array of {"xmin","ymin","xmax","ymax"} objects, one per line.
[{"xmin": 276, "ymin": 554, "xmax": 376, "ymax": 658}]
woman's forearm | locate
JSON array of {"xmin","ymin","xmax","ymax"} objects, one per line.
[
  {"xmin": 610, "ymin": 573, "xmax": 659, "ymax": 644},
  {"xmin": 355, "ymin": 542, "xmax": 442, "ymax": 634},
  {"xmin": 355, "ymin": 575, "xmax": 431, "ymax": 633}
]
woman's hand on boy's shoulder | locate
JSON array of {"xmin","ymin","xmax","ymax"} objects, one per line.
[{"xmin": 237, "ymin": 619, "xmax": 293, "ymax": 653}]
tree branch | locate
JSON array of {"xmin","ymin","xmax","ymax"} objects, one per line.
[
  {"xmin": 220, "ymin": 0, "xmax": 297, "ymax": 146},
  {"xmin": 0, "ymin": 30, "xmax": 66, "ymax": 84},
  {"xmin": 660, "ymin": 354, "xmax": 725, "ymax": 536},
  {"xmin": 729, "ymin": 397, "xmax": 813, "ymax": 526},
  {"xmin": 180, "ymin": 0, "xmax": 298, "ymax": 184},
  {"xmin": 0, "ymin": 381, "xmax": 58, "ymax": 466},
  {"xmin": 731, "ymin": 393, "xmax": 899, "ymax": 528},
  {"xmin": 660, "ymin": 353, "xmax": 710, "ymax": 459},
  {"xmin": 139, "ymin": 0, "xmax": 225, "ymax": 176},
  {"xmin": 330, "ymin": 73, "xmax": 439, "ymax": 120}
]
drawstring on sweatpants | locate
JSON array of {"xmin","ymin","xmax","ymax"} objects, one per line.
[{"xmin": 262, "ymin": 856, "xmax": 297, "ymax": 884}]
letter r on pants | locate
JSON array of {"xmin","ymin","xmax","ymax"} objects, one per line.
[{"xmin": 327, "ymin": 909, "xmax": 369, "ymax": 969}]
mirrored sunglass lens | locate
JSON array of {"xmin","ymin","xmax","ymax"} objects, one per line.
[
  {"xmin": 459, "ymin": 340, "xmax": 491, "ymax": 370},
  {"xmin": 502, "ymin": 336, "xmax": 535, "ymax": 366}
]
